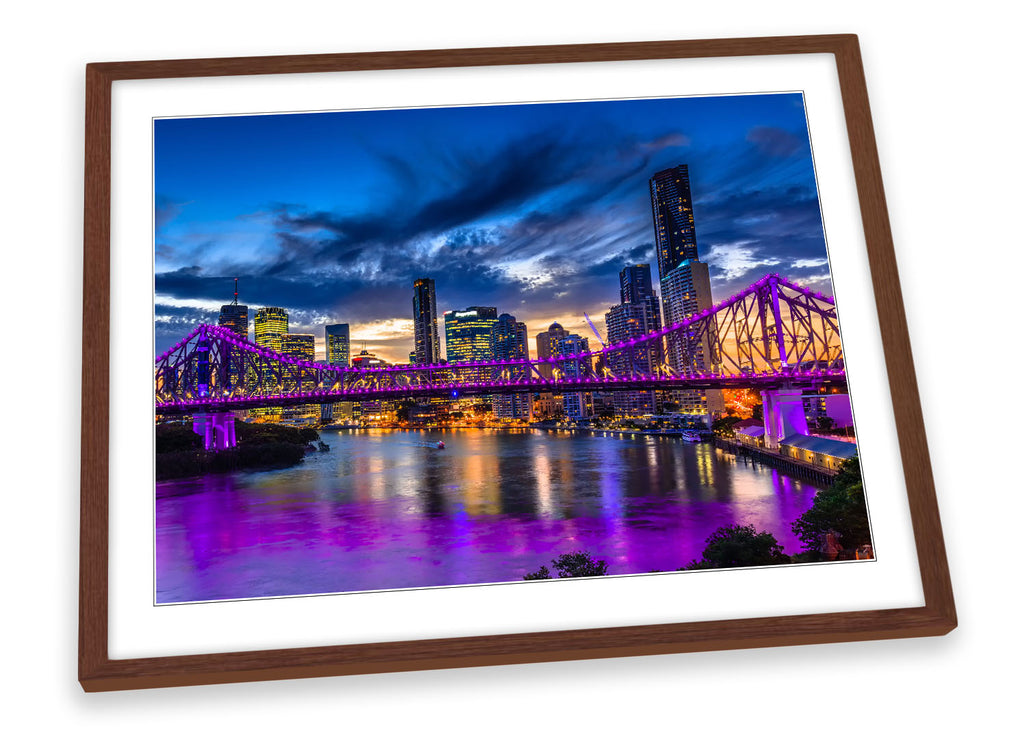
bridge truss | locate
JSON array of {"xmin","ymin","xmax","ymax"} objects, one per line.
[{"xmin": 155, "ymin": 274, "xmax": 846, "ymax": 415}]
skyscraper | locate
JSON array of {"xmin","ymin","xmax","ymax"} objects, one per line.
[
  {"xmin": 491, "ymin": 313, "xmax": 530, "ymax": 419},
  {"xmin": 650, "ymin": 165, "xmax": 698, "ymax": 276},
  {"xmin": 649, "ymin": 165, "xmax": 723, "ymax": 419},
  {"xmin": 322, "ymin": 323, "xmax": 350, "ymax": 424},
  {"xmin": 280, "ymin": 333, "xmax": 317, "ymax": 424},
  {"xmin": 444, "ymin": 306, "xmax": 498, "ymax": 383},
  {"xmin": 217, "ymin": 279, "xmax": 248, "ymax": 391},
  {"xmin": 535, "ymin": 322, "xmax": 568, "ymax": 380},
  {"xmin": 254, "ymin": 307, "xmax": 288, "ymax": 352},
  {"xmin": 605, "ymin": 301, "xmax": 658, "ymax": 416},
  {"xmin": 554, "ymin": 334, "xmax": 591, "ymax": 420},
  {"xmin": 412, "ymin": 278, "xmax": 441, "ymax": 365},
  {"xmin": 325, "ymin": 323, "xmax": 350, "ymax": 366},
  {"xmin": 251, "ymin": 307, "xmax": 288, "ymax": 421},
  {"xmin": 619, "ymin": 263, "xmax": 663, "ymax": 362}
]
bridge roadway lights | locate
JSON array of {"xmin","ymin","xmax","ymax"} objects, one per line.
[
  {"xmin": 761, "ymin": 388, "xmax": 808, "ymax": 450},
  {"xmin": 192, "ymin": 411, "xmax": 237, "ymax": 451}
]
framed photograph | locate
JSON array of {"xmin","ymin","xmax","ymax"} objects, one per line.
[{"xmin": 80, "ymin": 34, "xmax": 955, "ymax": 692}]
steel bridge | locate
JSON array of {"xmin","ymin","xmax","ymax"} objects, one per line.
[{"xmin": 155, "ymin": 274, "xmax": 847, "ymax": 449}]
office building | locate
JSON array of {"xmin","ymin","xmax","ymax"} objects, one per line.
[
  {"xmin": 535, "ymin": 322, "xmax": 568, "ymax": 380},
  {"xmin": 412, "ymin": 278, "xmax": 441, "ymax": 365},
  {"xmin": 321, "ymin": 323, "xmax": 350, "ymax": 423},
  {"xmin": 444, "ymin": 306, "xmax": 498, "ymax": 383},
  {"xmin": 605, "ymin": 301, "xmax": 657, "ymax": 416},
  {"xmin": 649, "ymin": 164, "xmax": 723, "ymax": 419},
  {"xmin": 250, "ymin": 306, "xmax": 288, "ymax": 420},
  {"xmin": 217, "ymin": 281, "xmax": 248, "ymax": 392},
  {"xmin": 254, "ymin": 307, "xmax": 288, "ymax": 352},
  {"xmin": 650, "ymin": 164, "xmax": 698, "ymax": 276},
  {"xmin": 554, "ymin": 334, "xmax": 591, "ymax": 420},
  {"xmin": 325, "ymin": 323, "xmax": 350, "ymax": 366},
  {"xmin": 280, "ymin": 333, "xmax": 317, "ymax": 424},
  {"xmin": 491, "ymin": 313, "xmax": 531, "ymax": 419}
]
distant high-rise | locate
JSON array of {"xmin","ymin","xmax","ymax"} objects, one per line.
[
  {"xmin": 325, "ymin": 323, "xmax": 350, "ymax": 366},
  {"xmin": 619, "ymin": 264, "xmax": 663, "ymax": 357},
  {"xmin": 605, "ymin": 302, "xmax": 658, "ymax": 416},
  {"xmin": 281, "ymin": 333, "xmax": 317, "ymax": 424},
  {"xmin": 217, "ymin": 279, "xmax": 248, "ymax": 390},
  {"xmin": 649, "ymin": 164, "xmax": 722, "ymax": 419},
  {"xmin": 535, "ymin": 322, "xmax": 568, "ymax": 380},
  {"xmin": 554, "ymin": 334, "xmax": 591, "ymax": 419},
  {"xmin": 254, "ymin": 307, "xmax": 288, "ymax": 352},
  {"xmin": 251, "ymin": 307, "xmax": 288, "ymax": 421},
  {"xmin": 619, "ymin": 264, "xmax": 655, "ymax": 305},
  {"xmin": 217, "ymin": 278, "xmax": 248, "ymax": 338},
  {"xmin": 650, "ymin": 165, "xmax": 698, "ymax": 276},
  {"xmin": 491, "ymin": 313, "xmax": 530, "ymax": 419},
  {"xmin": 322, "ymin": 323, "xmax": 350, "ymax": 424},
  {"xmin": 444, "ymin": 306, "xmax": 498, "ymax": 383},
  {"xmin": 412, "ymin": 278, "xmax": 441, "ymax": 365}
]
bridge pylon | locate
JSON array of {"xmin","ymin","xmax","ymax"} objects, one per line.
[
  {"xmin": 761, "ymin": 387, "xmax": 808, "ymax": 450},
  {"xmin": 192, "ymin": 411, "xmax": 237, "ymax": 451}
]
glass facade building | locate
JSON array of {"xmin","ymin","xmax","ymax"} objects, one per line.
[
  {"xmin": 554, "ymin": 334, "xmax": 591, "ymax": 419},
  {"xmin": 412, "ymin": 278, "xmax": 441, "ymax": 365},
  {"xmin": 443, "ymin": 306, "xmax": 498, "ymax": 383},
  {"xmin": 251, "ymin": 307, "xmax": 288, "ymax": 420},
  {"xmin": 491, "ymin": 313, "xmax": 530, "ymax": 419},
  {"xmin": 325, "ymin": 323, "xmax": 350, "ymax": 366},
  {"xmin": 650, "ymin": 164, "xmax": 698, "ymax": 276},
  {"xmin": 254, "ymin": 307, "xmax": 288, "ymax": 352},
  {"xmin": 649, "ymin": 164, "xmax": 723, "ymax": 419}
]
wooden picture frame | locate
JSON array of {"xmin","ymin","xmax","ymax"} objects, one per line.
[{"xmin": 80, "ymin": 34, "xmax": 955, "ymax": 692}]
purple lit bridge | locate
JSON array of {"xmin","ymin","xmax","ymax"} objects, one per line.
[{"xmin": 156, "ymin": 274, "xmax": 846, "ymax": 450}]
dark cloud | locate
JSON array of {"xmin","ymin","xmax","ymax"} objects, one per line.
[{"xmin": 746, "ymin": 126, "xmax": 805, "ymax": 157}]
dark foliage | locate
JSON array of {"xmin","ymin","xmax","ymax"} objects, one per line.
[
  {"xmin": 156, "ymin": 421, "xmax": 313, "ymax": 480},
  {"xmin": 791, "ymin": 457, "xmax": 870, "ymax": 556},
  {"xmin": 155, "ymin": 423, "xmax": 202, "ymax": 453},
  {"xmin": 683, "ymin": 524, "xmax": 791, "ymax": 570},
  {"xmin": 523, "ymin": 551, "xmax": 609, "ymax": 580}
]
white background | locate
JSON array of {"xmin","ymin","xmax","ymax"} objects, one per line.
[{"xmin": 1, "ymin": 1, "xmax": 1018, "ymax": 734}]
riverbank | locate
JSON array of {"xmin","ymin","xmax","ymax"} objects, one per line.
[{"xmin": 155, "ymin": 422, "xmax": 320, "ymax": 481}]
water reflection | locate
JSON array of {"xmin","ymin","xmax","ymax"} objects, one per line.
[{"xmin": 156, "ymin": 428, "xmax": 820, "ymax": 603}]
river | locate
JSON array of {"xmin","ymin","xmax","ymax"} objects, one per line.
[{"xmin": 155, "ymin": 428, "xmax": 821, "ymax": 603}]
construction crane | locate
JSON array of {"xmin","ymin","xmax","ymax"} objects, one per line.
[{"xmin": 583, "ymin": 312, "xmax": 606, "ymax": 349}]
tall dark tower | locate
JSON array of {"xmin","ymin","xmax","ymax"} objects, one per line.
[
  {"xmin": 650, "ymin": 165, "xmax": 699, "ymax": 276},
  {"xmin": 649, "ymin": 164, "xmax": 723, "ymax": 419},
  {"xmin": 412, "ymin": 278, "xmax": 440, "ymax": 365},
  {"xmin": 217, "ymin": 277, "xmax": 249, "ymax": 339},
  {"xmin": 619, "ymin": 264, "xmax": 654, "ymax": 305}
]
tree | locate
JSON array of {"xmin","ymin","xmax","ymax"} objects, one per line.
[
  {"xmin": 523, "ymin": 551, "xmax": 609, "ymax": 580},
  {"xmin": 791, "ymin": 457, "xmax": 870, "ymax": 557},
  {"xmin": 683, "ymin": 524, "xmax": 790, "ymax": 570},
  {"xmin": 712, "ymin": 415, "xmax": 742, "ymax": 437}
]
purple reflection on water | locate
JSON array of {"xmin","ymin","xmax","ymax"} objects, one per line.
[{"xmin": 156, "ymin": 429, "xmax": 819, "ymax": 604}]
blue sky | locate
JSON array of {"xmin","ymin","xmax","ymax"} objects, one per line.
[{"xmin": 154, "ymin": 92, "xmax": 830, "ymax": 362}]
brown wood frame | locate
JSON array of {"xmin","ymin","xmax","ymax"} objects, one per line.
[{"xmin": 80, "ymin": 34, "xmax": 955, "ymax": 692}]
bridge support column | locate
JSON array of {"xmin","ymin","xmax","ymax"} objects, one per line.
[
  {"xmin": 761, "ymin": 389, "xmax": 808, "ymax": 450},
  {"xmin": 192, "ymin": 412, "xmax": 237, "ymax": 451}
]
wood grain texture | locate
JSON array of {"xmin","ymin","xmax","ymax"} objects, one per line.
[{"xmin": 79, "ymin": 34, "xmax": 955, "ymax": 692}]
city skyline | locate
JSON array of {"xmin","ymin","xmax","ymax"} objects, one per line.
[{"xmin": 155, "ymin": 92, "xmax": 829, "ymax": 364}]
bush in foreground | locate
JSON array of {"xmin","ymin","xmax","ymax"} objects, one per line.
[
  {"xmin": 791, "ymin": 457, "xmax": 870, "ymax": 559},
  {"xmin": 523, "ymin": 551, "xmax": 610, "ymax": 580},
  {"xmin": 683, "ymin": 524, "xmax": 791, "ymax": 570}
]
